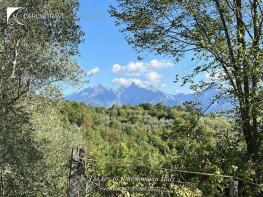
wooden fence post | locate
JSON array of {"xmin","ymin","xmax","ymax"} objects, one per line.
[
  {"xmin": 229, "ymin": 178, "xmax": 238, "ymax": 197},
  {"xmin": 68, "ymin": 147, "xmax": 86, "ymax": 197},
  {"xmin": 0, "ymin": 169, "xmax": 3, "ymax": 197}
]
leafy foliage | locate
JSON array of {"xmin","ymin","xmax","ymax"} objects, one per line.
[
  {"xmin": 0, "ymin": 0, "xmax": 84, "ymax": 196},
  {"xmin": 60, "ymin": 101, "xmax": 262, "ymax": 196},
  {"xmin": 110, "ymin": 0, "xmax": 263, "ymax": 162}
]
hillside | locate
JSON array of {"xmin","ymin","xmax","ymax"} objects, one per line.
[{"xmin": 57, "ymin": 101, "xmax": 253, "ymax": 196}]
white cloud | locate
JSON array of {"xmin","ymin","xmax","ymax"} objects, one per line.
[
  {"xmin": 111, "ymin": 60, "xmax": 173, "ymax": 88},
  {"xmin": 112, "ymin": 59, "xmax": 173, "ymax": 76},
  {"xmin": 127, "ymin": 62, "xmax": 146, "ymax": 74},
  {"xmin": 146, "ymin": 71, "xmax": 162, "ymax": 82},
  {"xmin": 112, "ymin": 62, "xmax": 146, "ymax": 75},
  {"xmin": 149, "ymin": 59, "xmax": 173, "ymax": 69},
  {"xmin": 87, "ymin": 66, "xmax": 100, "ymax": 76},
  {"xmin": 112, "ymin": 64, "xmax": 125, "ymax": 73},
  {"xmin": 112, "ymin": 78, "xmax": 150, "ymax": 87},
  {"xmin": 112, "ymin": 78, "xmax": 132, "ymax": 86}
]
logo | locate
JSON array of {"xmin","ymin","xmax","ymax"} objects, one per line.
[
  {"xmin": 6, "ymin": 7, "xmax": 63, "ymax": 26},
  {"xmin": 7, "ymin": 7, "xmax": 25, "ymax": 25}
]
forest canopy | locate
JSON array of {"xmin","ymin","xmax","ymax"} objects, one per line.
[{"xmin": 0, "ymin": 0, "xmax": 262, "ymax": 196}]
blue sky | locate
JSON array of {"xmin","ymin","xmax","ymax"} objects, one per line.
[{"xmin": 64, "ymin": 0, "xmax": 203, "ymax": 95}]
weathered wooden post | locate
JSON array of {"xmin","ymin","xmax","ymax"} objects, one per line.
[
  {"xmin": 0, "ymin": 169, "xmax": 3, "ymax": 197},
  {"xmin": 68, "ymin": 147, "xmax": 86, "ymax": 197},
  {"xmin": 229, "ymin": 178, "xmax": 238, "ymax": 197}
]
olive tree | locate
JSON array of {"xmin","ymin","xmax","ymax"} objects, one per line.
[
  {"xmin": 110, "ymin": 0, "xmax": 263, "ymax": 161},
  {"xmin": 0, "ymin": 0, "xmax": 85, "ymax": 195}
]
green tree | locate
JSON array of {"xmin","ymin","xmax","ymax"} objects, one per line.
[
  {"xmin": 0, "ymin": 0, "xmax": 84, "ymax": 195},
  {"xmin": 110, "ymin": 0, "xmax": 263, "ymax": 161},
  {"xmin": 30, "ymin": 100, "xmax": 85, "ymax": 196},
  {"xmin": 0, "ymin": 0, "xmax": 84, "ymax": 105}
]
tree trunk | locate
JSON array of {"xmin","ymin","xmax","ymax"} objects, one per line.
[
  {"xmin": 68, "ymin": 148, "xmax": 86, "ymax": 197},
  {"xmin": 241, "ymin": 108, "xmax": 259, "ymax": 161}
]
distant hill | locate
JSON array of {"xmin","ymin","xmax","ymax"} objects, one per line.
[{"xmin": 65, "ymin": 83, "xmax": 231, "ymax": 113}]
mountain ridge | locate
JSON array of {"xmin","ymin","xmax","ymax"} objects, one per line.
[{"xmin": 65, "ymin": 83, "xmax": 229, "ymax": 112}]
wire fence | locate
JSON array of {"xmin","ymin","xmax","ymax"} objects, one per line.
[
  {"xmin": 67, "ymin": 148, "xmax": 262, "ymax": 197},
  {"xmin": 85, "ymin": 158, "xmax": 261, "ymax": 188}
]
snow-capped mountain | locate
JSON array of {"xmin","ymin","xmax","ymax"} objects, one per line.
[{"xmin": 65, "ymin": 83, "xmax": 230, "ymax": 112}]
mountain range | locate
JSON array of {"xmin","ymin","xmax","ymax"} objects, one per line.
[{"xmin": 65, "ymin": 83, "xmax": 231, "ymax": 113}]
